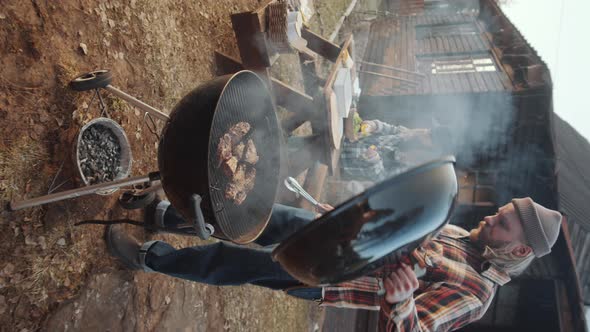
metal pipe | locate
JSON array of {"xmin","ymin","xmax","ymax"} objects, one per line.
[
  {"xmin": 357, "ymin": 70, "xmax": 421, "ymax": 85},
  {"xmin": 358, "ymin": 60, "xmax": 426, "ymax": 77},
  {"xmin": 104, "ymin": 85, "xmax": 170, "ymax": 121},
  {"xmin": 9, "ymin": 174, "xmax": 152, "ymax": 210}
]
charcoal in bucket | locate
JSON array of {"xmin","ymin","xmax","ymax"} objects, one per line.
[{"xmin": 78, "ymin": 124, "xmax": 122, "ymax": 184}]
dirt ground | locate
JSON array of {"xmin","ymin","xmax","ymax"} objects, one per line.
[{"xmin": 0, "ymin": 0, "xmax": 361, "ymax": 330}]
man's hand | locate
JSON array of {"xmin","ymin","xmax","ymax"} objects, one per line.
[
  {"xmin": 384, "ymin": 264, "xmax": 419, "ymax": 304},
  {"xmin": 315, "ymin": 203, "xmax": 334, "ymax": 213}
]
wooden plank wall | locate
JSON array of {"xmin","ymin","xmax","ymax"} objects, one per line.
[{"xmin": 360, "ymin": 13, "xmax": 512, "ymax": 97}]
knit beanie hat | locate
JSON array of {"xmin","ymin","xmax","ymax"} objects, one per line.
[{"xmin": 511, "ymin": 197, "xmax": 563, "ymax": 258}]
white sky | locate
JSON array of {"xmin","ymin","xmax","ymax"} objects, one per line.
[{"xmin": 502, "ymin": 0, "xmax": 590, "ymax": 141}]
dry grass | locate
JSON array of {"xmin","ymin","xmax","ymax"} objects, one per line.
[
  {"xmin": 0, "ymin": 136, "xmax": 50, "ymax": 201},
  {"xmin": 23, "ymin": 227, "xmax": 85, "ymax": 303}
]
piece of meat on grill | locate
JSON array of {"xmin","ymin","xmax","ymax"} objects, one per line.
[
  {"xmin": 233, "ymin": 142, "xmax": 245, "ymax": 159},
  {"xmin": 222, "ymin": 156, "xmax": 239, "ymax": 178},
  {"xmin": 244, "ymin": 139, "xmax": 259, "ymax": 165},
  {"xmin": 224, "ymin": 182, "xmax": 242, "ymax": 200},
  {"xmin": 233, "ymin": 163, "xmax": 247, "ymax": 183},
  {"xmin": 224, "ymin": 182, "xmax": 248, "ymax": 205},
  {"xmin": 244, "ymin": 167, "xmax": 256, "ymax": 191},
  {"xmin": 228, "ymin": 122, "xmax": 251, "ymax": 145},
  {"xmin": 217, "ymin": 133, "xmax": 233, "ymax": 163},
  {"xmin": 234, "ymin": 191, "xmax": 248, "ymax": 205}
]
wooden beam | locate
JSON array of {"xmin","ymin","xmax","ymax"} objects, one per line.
[
  {"xmin": 231, "ymin": 12, "xmax": 271, "ymax": 69},
  {"xmin": 298, "ymin": 162, "xmax": 328, "ymax": 211},
  {"xmin": 271, "ymin": 78, "xmax": 314, "ymax": 109},
  {"xmin": 271, "ymin": 78, "xmax": 319, "ymax": 133},
  {"xmin": 214, "ymin": 51, "xmax": 244, "ymax": 76},
  {"xmin": 323, "ymin": 34, "xmax": 354, "ymax": 91},
  {"xmin": 301, "ymin": 27, "xmax": 341, "ymax": 62}
]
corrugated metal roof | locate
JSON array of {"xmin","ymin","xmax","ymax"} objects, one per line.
[{"xmin": 553, "ymin": 114, "xmax": 590, "ymax": 302}]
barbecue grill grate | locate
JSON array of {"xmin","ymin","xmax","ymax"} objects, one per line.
[{"xmin": 207, "ymin": 73, "xmax": 281, "ymax": 243}]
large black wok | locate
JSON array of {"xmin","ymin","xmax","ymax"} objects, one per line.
[
  {"xmin": 158, "ymin": 71, "xmax": 281, "ymax": 244},
  {"xmin": 272, "ymin": 156, "xmax": 458, "ymax": 286}
]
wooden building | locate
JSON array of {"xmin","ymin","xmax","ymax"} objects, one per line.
[{"xmin": 323, "ymin": 0, "xmax": 588, "ymax": 331}]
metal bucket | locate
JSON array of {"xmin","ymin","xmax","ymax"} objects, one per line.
[{"xmin": 74, "ymin": 117, "xmax": 132, "ymax": 195}]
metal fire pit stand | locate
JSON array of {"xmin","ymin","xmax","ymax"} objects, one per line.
[{"xmin": 8, "ymin": 70, "xmax": 214, "ymax": 239}]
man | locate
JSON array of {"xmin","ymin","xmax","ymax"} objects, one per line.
[{"xmin": 106, "ymin": 197, "xmax": 562, "ymax": 331}]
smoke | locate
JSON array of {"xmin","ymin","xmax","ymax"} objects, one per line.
[
  {"xmin": 354, "ymin": 91, "xmax": 515, "ymax": 180},
  {"xmin": 441, "ymin": 92, "xmax": 515, "ymax": 168}
]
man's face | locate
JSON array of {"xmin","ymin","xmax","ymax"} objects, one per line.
[{"xmin": 470, "ymin": 203, "xmax": 526, "ymax": 249}]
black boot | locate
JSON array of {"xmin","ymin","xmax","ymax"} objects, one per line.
[{"xmin": 105, "ymin": 224, "xmax": 143, "ymax": 270}]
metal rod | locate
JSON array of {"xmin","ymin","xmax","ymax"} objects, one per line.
[
  {"xmin": 284, "ymin": 177, "xmax": 320, "ymax": 207},
  {"xmin": 47, "ymin": 159, "xmax": 66, "ymax": 194},
  {"xmin": 357, "ymin": 70, "xmax": 421, "ymax": 85},
  {"xmin": 9, "ymin": 174, "xmax": 152, "ymax": 210},
  {"xmin": 125, "ymin": 182, "xmax": 163, "ymax": 196},
  {"xmin": 104, "ymin": 85, "xmax": 170, "ymax": 121},
  {"xmin": 95, "ymin": 88, "xmax": 111, "ymax": 118},
  {"xmin": 358, "ymin": 60, "xmax": 425, "ymax": 77}
]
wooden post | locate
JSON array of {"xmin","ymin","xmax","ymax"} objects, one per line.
[{"xmin": 298, "ymin": 162, "xmax": 328, "ymax": 210}]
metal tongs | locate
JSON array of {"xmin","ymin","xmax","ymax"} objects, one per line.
[{"xmin": 284, "ymin": 177, "xmax": 320, "ymax": 208}]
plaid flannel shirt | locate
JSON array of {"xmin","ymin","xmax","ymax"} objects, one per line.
[
  {"xmin": 340, "ymin": 120, "xmax": 426, "ymax": 182},
  {"xmin": 322, "ymin": 225, "xmax": 510, "ymax": 332}
]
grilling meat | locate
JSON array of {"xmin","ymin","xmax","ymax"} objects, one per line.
[
  {"xmin": 224, "ymin": 183, "xmax": 248, "ymax": 206},
  {"xmin": 223, "ymin": 164, "xmax": 257, "ymax": 205},
  {"xmin": 222, "ymin": 156, "xmax": 239, "ymax": 177},
  {"xmin": 244, "ymin": 139, "xmax": 259, "ymax": 165},
  {"xmin": 233, "ymin": 142, "xmax": 245, "ymax": 158},
  {"xmin": 217, "ymin": 133, "xmax": 233, "ymax": 162},
  {"xmin": 218, "ymin": 122, "xmax": 258, "ymax": 205},
  {"xmin": 244, "ymin": 167, "xmax": 256, "ymax": 191},
  {"xmin": 224, "ymin": 182, "xmax": 241, "ymax": 201},
  {"xmin": 234, "ymin": 191, "xmax": 248, "ymax": 205},
  {"xmin": 229, "ymin": 122, "xmax": 251, "ymax": 145},
  {"xmin": 233, "ymin": 163, "xmax": 247, "ymax": 183}
]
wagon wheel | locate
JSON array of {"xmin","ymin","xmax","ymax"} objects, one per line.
[
  {"xmin": 69, "ymin": 69, "xmax": 113, "ymax": 91},
  {"xmin": 117, "ymin": 191, "xmax": 156, "ymax": 210}
]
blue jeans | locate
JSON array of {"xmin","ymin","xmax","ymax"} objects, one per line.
[{"xmin": 144, "ymin": 203, "xmax": 323, "ymax": 300}]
